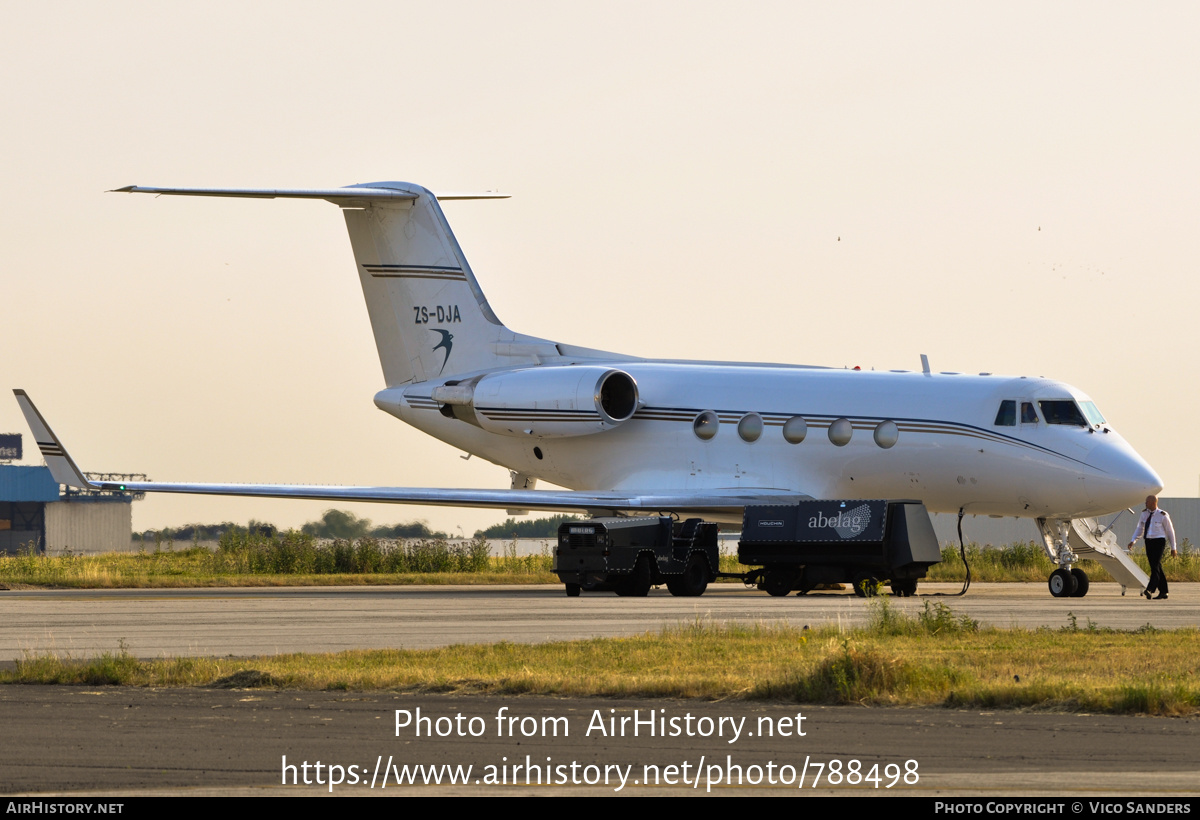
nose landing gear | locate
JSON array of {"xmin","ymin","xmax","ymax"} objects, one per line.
[
  {"xmin": 1048, "ymin": 567, "xmax": 1078, "ymax": 597},
  {"xmin": 1036, "ymin": 516, "xmax": 1143, "ymax": 598}
]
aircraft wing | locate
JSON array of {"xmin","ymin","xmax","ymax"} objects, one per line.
[{"xmin": 14, "ymin": 391, "xmax": 803, "ymax": 517}]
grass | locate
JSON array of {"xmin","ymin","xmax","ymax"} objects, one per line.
[
  {"xmin": 2, "ymin": 536, "xmax": 1196, "ymax": 589},
  {"xmin": 0, "ymin": 531, "xmax": 742, "ymax": 588},
  {"xmin": 0, "ymin": 532, "xmax": 559, "ymax": 588},
  {"xmin": 928, "ymin": 539, "xmax": 1200, "ymax": 583},
  {"xmin": 7, "ymin": 599, "xmax": 1198, "ymax": 716}
]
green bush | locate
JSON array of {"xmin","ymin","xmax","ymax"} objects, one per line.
[{"xmin": 214, "ymin": 530, "xmax": 491, "ymax": 574}]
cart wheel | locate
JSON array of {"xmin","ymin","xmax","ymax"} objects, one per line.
[
  {"xmin": 667, "ymin": 554, "xmax": 709, "ymax": 597},
  {"xmin": 853, "ymin": 574, "xmax": 881, "ymax": 597},
  {"xmin": 761, "ymin": 569, "xmax": 793, "ymax": 598},
  {"xmin": 623, "ymin": 555, "xmax": 653, "ymax": 597}
]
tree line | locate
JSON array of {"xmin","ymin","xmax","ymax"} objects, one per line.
[{"xmin": 136, "ymin": 510, "xmax": 581, "ymax": 542}]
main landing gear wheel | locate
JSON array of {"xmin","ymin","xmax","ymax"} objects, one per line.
[
  {"xmin": 667, "ymin": 554, "xmax": 708, "ymax": 597},
  {"xmin": 1048, "ymin": 568, "xmax": 1078, "ymax": 598},
  {"xmin": 1069, "ymin": 568, "xmax": 1090, "ymax": 598},
  {"xmin": 565, "ymin": 583, "xmax": 581, "ymax": 597}
]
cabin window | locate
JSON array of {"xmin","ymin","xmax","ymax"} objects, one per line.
[
  {"xmin": 782, "ymin": 416, "xmax": 807, "ymax": 443},
  {"xmin": 873, "ymin": 420, "xmax": 899, "ymax": 448},
  {"xmin": 693, "ymin": 410, "xmax": 720, "ymax": 441},
  {"xmin": 737, "ymin": 413, "xmax": 763, "ymax": 442},
  {"xmin": 1039, "ymin": 400, "xmax": 1087, "ymax": 427},
  {"xmin": 1020, "ymin": 402, "xmax": 1039, "ymax": 424},
  {"xmin": 828, "ymin": 418, "xmax": 853, "ymax": 446},
  {"xmin": 994, "ymin": 400, "xmax": 1016, "ymax": 426}
]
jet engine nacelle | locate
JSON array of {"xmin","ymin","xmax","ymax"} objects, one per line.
[{"xmin": 432, "ymin": 366, "xmax": 640, "ymax": 438}]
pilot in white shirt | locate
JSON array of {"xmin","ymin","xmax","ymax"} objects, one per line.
[{"xmin": 1127, "ymin": 495, "xmax": 1176, "ymax": 600}]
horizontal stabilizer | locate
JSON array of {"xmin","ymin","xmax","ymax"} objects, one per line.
[
  {"xmin": 114, "ymin": 179, "xmax": 538, "ymax": 387},
  {"xmin": 110, "ymin": 185, "xmax": 509, "ymax": 202},
  {"xmin": 431, "ymin": 192, "xmax": 512, "ymax": 200}
]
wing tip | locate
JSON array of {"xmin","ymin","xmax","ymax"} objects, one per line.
[{"xmin": 11, "ymin": 391, "xmax": 96, "ymax": 490}]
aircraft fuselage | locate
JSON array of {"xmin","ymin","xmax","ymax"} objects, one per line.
[{"xmin": 377, "ymin": 361, "xmax": 1162, "ymax": 522}]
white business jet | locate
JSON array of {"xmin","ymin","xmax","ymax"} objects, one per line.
[{"xmin": 14, "ymin": 181, "xmax": 1162, "ymax": 596}]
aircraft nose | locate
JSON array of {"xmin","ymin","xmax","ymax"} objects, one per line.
[{"xmin": 1084, "ymin": 440, "xmax": 1163, "ymax": 511}]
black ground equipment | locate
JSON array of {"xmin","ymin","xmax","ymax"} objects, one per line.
[
  {"xmin": 554, "ymin": 516, "xmax": 719, "ymax": 597},
  {"xmin": 738, "ymin": 500, "xmax": 941, "ymax": 597}
]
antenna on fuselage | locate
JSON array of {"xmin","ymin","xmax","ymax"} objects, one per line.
[{"xmin": 920, "ymin": 354, "xmax": 931, "ymax": 375}]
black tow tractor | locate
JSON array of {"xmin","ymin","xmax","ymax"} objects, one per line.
[
  {"xmin": 739, "ymin": 500, "xmax": 941, "ymax": 597},
  {"xmin": 554, "ymin": 516, "xmax": 719, "ymax": 597}
]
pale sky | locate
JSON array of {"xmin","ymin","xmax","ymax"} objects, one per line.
[{"xmin": 2, "ymin": 1, "xmax": 1197, "ymax": 535}]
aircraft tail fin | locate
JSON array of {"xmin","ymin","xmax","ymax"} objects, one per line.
[
  {"xmin": 114, "ymin": 182, "xmax": 563, "ymax": 385},
  {"xmin": 339, "ymin": 182, "xmax": 558, "ymax": 385}
]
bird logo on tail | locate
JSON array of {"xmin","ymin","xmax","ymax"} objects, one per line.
[{"xmin": 431, "ymin": 329, "xmax": 454, "ymax": 374}]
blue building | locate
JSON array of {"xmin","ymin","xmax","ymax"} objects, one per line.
[{"xmin": 0, "ymin": 464, "xmax": 137, "ymax": 554}]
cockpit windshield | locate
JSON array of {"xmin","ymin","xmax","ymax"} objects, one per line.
[
  {"xmin": 1079, "ymin": 401, "xmax": 1106, "ymax": 426},
  {"xmin": 994, "ymin": 400, "xmax": 1016, "ymax": 426},
  {"xmin": 1039, "ymin": 400, "xmax": 1088, "ymax": 427}
]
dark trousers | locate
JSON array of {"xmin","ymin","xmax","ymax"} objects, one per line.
[{"xmin": 1146, "ymin": 537, "xmax": 1169, "ymax": 595}]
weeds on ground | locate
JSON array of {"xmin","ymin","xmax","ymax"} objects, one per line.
[
  {"xmin": 213, "ymin": 530, "xmax": 493, "ymax": 574},
  {"xmin": 493, "ymin": 539, "xmax": 553, "ymax": 574},
  {"xmin": 865, "ymin": 595, "xmax": 980, "ymax": 637},
  {"xmin": 12, "ymin": 603, "xmax": 1196, "ymax": 716},
  {"xmin": 5, "ymin": 538, "xmax": 1197, "ymax": 587},
  {"xmin": 0, "ymin": 532, "xmax": 529, "ymax": 586},
  {"xmin": 929, "ymin": 538, "xmax": 1200, "ymax": 583},
  {"xmin": 1, "ymin": 539, "xmax": 1195, "ymax": 717}
]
